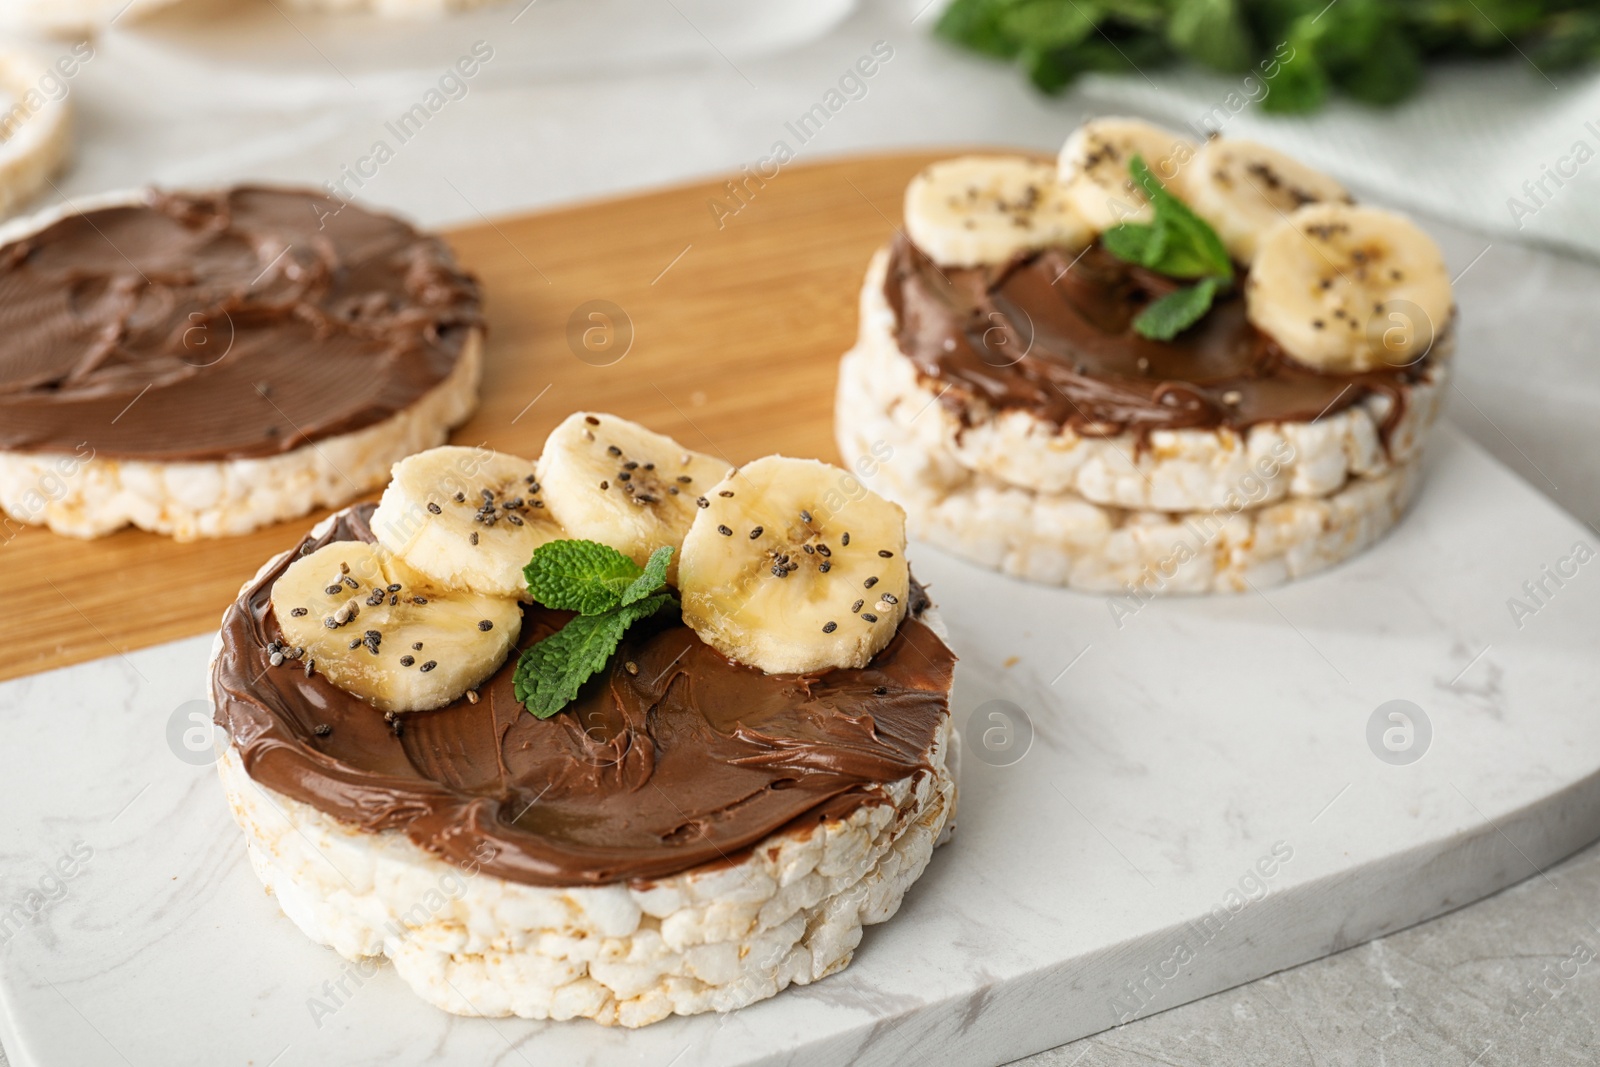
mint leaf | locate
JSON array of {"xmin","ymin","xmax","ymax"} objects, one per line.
[
  {"xmin": 1101, "ymin": 155, "xmax": 1233, "ymax": 341},
  {"xmin": 934, "ymin": 0, "xmax": 1021, "ymax": 59},
  {"xmin": 1167, "ymin": 0, "xmax": 1254, "ymax": 73},
  {"xmin": 935, "ymin": 0, "xmax": 1592, "ymax": 113},
  {"xmin": 1128, "ymin": 155, "xmax": 1233, "ymax": 279},
  {"xmin": 621, "ymin": 545, "xmax": 673, "ymax": 607},
  {"xmin": 1100, "ymin": 222, "xmax": 1167, "ymax": 269},
  {"xmin": 1134, "ymin": 278, "xmax": 1219, "ymax": 341},
  {"xmin": 523, "ymin": 539, "xmax": 641, "ymax": 616},
  {"xmin": 515, "ymin": 539, "xmax": 678, "ymax": 718},
  {"xmin": 1261, "ymin": 20, "xmax": 1329, "ymax": 115},
  {"xmin": 513, "ymin": 593, "xmax": 675, "ymax": 718},
  {"xmin": 1022, "ymin": 45, "xmax": 1075, "ymax": 93},
  {"xmin": 1323, "ymin": 2, "xmax": 1421, "ymax": 107},
  {"xmin": 999, "ymin": 0, "xmax": 1098, "ymax": 51}
]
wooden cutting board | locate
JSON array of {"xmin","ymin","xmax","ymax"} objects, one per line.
[{"xmin": 0, "ymin": 153, "xmax": 932, "ymax": 683}]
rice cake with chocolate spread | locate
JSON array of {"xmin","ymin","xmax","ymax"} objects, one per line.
[
  {"xmin": 835, "ymin": 120, "xmax": 1453, "ymax": 590},
  {"xmin": 837, "ymin": 315, "xmax": 1424, "ymax": 593},
  {"xmin": 0, "ymin": 186, "xmax": 482, "ymax": 539},
  {"xmin": 210, "ymin": 504, "xmax": 957, "ymax": 1027},
  {"xmin": 878, "ymin": 237, "xmax": 1448, "ymax": 511}
]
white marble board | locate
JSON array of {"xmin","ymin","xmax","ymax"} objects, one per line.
[{"xmin": 2, "ymin": 422, "xmax": 1599, "ymax": 1067}]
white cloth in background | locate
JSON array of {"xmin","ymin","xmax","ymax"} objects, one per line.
[{"xmin": 1078, "ymin": 62, "xmax": 1600, "ymax": 261}]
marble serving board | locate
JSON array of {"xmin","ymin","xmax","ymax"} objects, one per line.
[{"xmin": 2, "ymin": 422, "xmax": 1598, "ymax": 1067}]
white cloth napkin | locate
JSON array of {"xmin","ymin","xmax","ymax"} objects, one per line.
[{"xmin": 1070, "ymin": 59, "xmax": 1600, "ymax": 260}]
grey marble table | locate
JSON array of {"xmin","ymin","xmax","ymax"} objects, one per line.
[
  {"xmin": 1019, "ymin": 840, "xmax": 1600, "ymax": 1066},
  {"xmin": 13, "ymin": 847, "xmax": 1600, "ymax": 1067}
]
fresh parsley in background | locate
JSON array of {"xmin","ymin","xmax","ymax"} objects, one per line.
[
  {"xmin": 514, "ymin": 540, "xmax": 676, "ymax": 718},
  {"xmin": 1102, "ymin": 155, "xmax": 1233, "ymax": 340},
  {"xmin": 935, "ymin": 0, "xmax": 1600, "ymax": 112}
]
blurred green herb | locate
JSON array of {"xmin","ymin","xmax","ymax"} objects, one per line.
[{"xmin": 935, "ymin": 0, "xmax": 1593, "ymax": 112}]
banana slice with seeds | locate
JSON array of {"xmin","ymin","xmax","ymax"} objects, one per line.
[
  {"xmin": 1181, "ymin": 138, "xmax": 1352, "ymax": 263},
  {"xmin": 272, "ymin": 540, "xmax": 521, "ymax": 714},
  {"xmin": 903, "ymin": 156, "xmax": 1091, "ymax": 268},
  {"xmin": 1247, "ymin": 203, "xmax": 1452, "ymax": 373},
  {"xmin": 678, "ymin": 456, "xmax": 910, "ymax": 675},
  {"xmin": 537, "ymin": 412, "xmax": 732, "ymax": 572},
  {"xmin": 372, "ymin": 446, "xmax": 564, "ymax": 600},
  {"xmin": 1058, "ymin": 117, "xmax": 1196, "ymax": 231}
]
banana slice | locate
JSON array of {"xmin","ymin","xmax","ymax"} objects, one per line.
[
  {"xmin": 1181, "ymin": 138, "xmax": 1352, "ymax": 263},
  {"xmin": 1247, "ymin": 203, "xmax": 1452, "ymax": 373},
  {"xmin": 903, "ymin": 156, "xmax": 1092, "ymax": 268},
  {"xmin": 272, "ymin": 540, "xmax": 521, "ymax": 713},
  {"xmin": 1058, "ymin": 117, "xmax": 1197, "ymax": 231},
  {"xmin": 371, "ymin": 446, "xmax": 564, "ymax": 600},
  {"xmin": 678, "ymin": 456, "xmax": 910, "ymax": 675},
  {"xmin": 537, "ymin": 412, "xmax": 732, "ymax": 572}
]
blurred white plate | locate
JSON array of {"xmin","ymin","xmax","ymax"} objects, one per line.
[{"xmin": 101, "ymin": 0, "xmax": 859, "ymax": 103}]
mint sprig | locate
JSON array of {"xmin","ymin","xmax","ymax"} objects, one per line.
[
  {"xmin": 514, "ymin": 540, "xmax": 676, "ymax": 719},
  {"xmin": 1101, "ymin": 154, "xmax": 1234, "ymax": 340}
]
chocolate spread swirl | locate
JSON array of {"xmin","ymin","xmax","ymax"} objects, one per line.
[
  {"xmin": 885, "ymin": 235, "xmax": 1432, "ymax": 442},
  {"xmin": 0, "ymin": 186, "xmax": 480, "ymax": 461},
  {"xmin": 210, "ymin": 506, "xmax": 954, "ymax": 887}
]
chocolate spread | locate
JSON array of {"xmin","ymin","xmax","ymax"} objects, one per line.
[
  {"xmin": 211, "ymin": 506, "xmax": 954, "ymax": 887},
  {"xmin": 885, "ymin": 235, "xmax": 1432, "ymax": 441},
  {"xmin": 0, "ymin": 187, "xmax": 480, "ymax": 461}
]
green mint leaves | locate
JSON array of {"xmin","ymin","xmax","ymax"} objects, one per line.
[
  {"xmin": 1101, "ymin": 155, "xmax": 1234, "ymax": 340},
  {"xmin": 513, "ymin": 540, "xmax": 675, "ymax": 719},
  {"xmin": 933, "ymin": 0, "xmax": 1586, "ymax": 114},
  {"xmin": 523, "ymin": 539, "xmax": 670, "ymax": 615},
  {"xmin": 623, "ymin": 546, "xmax": 674, "ymax": 608},
  {"xmin": 1103, "ymin": 156, "xmax": 1232, "ymax": 280}
]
